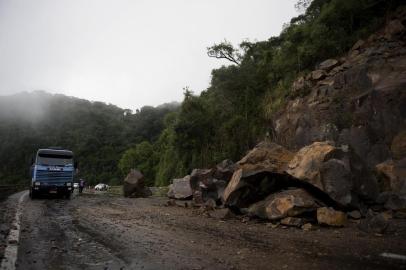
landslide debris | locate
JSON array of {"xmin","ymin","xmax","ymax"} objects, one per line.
[{"xmin": 166, "ymin": 14, "xmax": 406, "ymax": 232}]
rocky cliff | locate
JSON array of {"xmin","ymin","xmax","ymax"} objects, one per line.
[{"xmin": 272, "ymin": 9, "xmax": 406, "ymax": 171}]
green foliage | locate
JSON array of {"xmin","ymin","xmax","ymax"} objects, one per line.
[
  {"xmin": 118, "ymin": 141, "xmax": 156, "ymax": 186},
  {"xmin": 2, "ymin": 1, "xmax": 402, "ymax": 188},
  {"xmin": 150, "ymin": 0, "xmax": 401, "ymax": 185},
  {"xmin": 0, "ymin": 91, "xmax": 178, "ymax": 186}
]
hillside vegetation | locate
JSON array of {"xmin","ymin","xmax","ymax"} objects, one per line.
[
  {"xmin": 0, "ymin": 0, "xmax": 403, "ymax": 187},
  {"xmin": 126, "ymin": 0, "xmax": 403, "ymax": 186},
  {"xmin": 0, "ymin": 91, "xmax": 178, "ymax": 185}
]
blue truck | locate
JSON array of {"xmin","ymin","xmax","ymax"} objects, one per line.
[{"xmin": 30, "ymin": 148, "xmax": 76, "ymax": 199}]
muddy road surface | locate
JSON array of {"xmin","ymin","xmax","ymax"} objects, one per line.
[{"xmin": 2, "ymin": 192, "xmax": 406, "ymax": 269}]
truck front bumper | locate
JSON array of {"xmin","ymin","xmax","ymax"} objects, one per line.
[{"xmin": 32, "ymin": 185, "xmax": 72, "ymax": 195}]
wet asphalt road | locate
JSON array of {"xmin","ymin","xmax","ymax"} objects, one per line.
[
  {"xmin": 16, "ymin": 192, "xmax": 127, "ymax": 270},
  {"xmin": 15, "ymin": 192, "xmax": 226, "ymax": 270},
  {"xmin": 10, "ymin": 191, "xmax": 406, "ymax": 270}
]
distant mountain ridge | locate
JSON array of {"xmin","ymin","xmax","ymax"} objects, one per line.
[
  {"xmin": 0, "ymin": 90, "xmax": 179, "ymax": 185},
  {"xmin": 0, "ymin": 90, "xmax": 180, "ymax": 121}
]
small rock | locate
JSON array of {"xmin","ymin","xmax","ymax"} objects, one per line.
[
  {"xmin": 210, "ymin": 208, "xmax": 235, "ymax": 220},
  {"xmin": 351, "ymin": 40, "xmax": 365, "ymax": 51},
  {"xmin": 266, "ymin": 222, "xmax": 279, "ymax": 229},
  {"xmin": 348, "ymin": 210, "xmax": 361, "ymax": 219},
  {"xmin": 311, "ymin": 70, "xmax": 327, "ymax": 80},
  {"xmin": 0, "ymin": 224, "xmax": 10, "ymax": 235},
  {"xmin": 165, "ymin": 199, "xmax": 177, "ymax": 207},
  {"xmin": 382, "ymin": 210, "xmax": 393, "ymax": 220},
  {"xmin": 8, "ymin": 239, "xmax": 18, "ymax": 245},
  {"xmin": 301, "ymin": 223, "xmax": 313, "ymax": 231},
  {"xmin": 281, "ymin": 217, "xmax": 304, "ymax": 228},
  {"xmin": 384, "ymin": 19, "xmax": 405, "ymax": 39},
  {"xmin": 204, "ymin": 198, "xmax": 216, "ymax": 211},
  {"xmin": 317, "ymin": 207, "xmax": 347, "ymax": 227},
  {"xmin": 241, "ymin": 216, "xmax": 250, "ymax": 223},
  {"xmin": 358, "ymin": 212, "xmax": 389, "ymax": 234},
  {"xmin": 349, "ymin": 49, "xmax": 360, "ymax": 58},
  {"xmin": 393, "ymin": 210, "xmax": 406, "ymax": 219},
  {"xmin": 318, "ymin": 59, "xmax": 339, "ymax": 71},
  {"xmin": 385, "ymin": 194, "xmax": 406, "ymax": 211}
]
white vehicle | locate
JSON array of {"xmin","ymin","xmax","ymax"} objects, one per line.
[{"xmin": 94, "ymin": 183, "xmax": 109, "ymax": 191}]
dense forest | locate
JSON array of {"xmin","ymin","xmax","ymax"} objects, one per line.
[
  {"xmin": 0, "ymin": 91, "xmax": 178, "ymax": 185},
  {"xmin": 0, "ymin": 0, "xmax": 403, "ymax": 187}
]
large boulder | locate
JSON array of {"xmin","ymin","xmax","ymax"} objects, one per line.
[
  {"xmin": 167, "ymin": 175, "xmax": 193, "ymax": 200},
  {"xmin": 237, "ymin": 142, "xmax": 294, "ymax": 173},
  {"xmin": 375, "ymin": 159, "xmax": 406, "ymax": 194},
  {"xmin": 223, "ymin": 143, "xmax": 295, "ymax": 209},
  {"xmin": 287, "ymin": 141, "xmax": 378, "ymax": 206},
  {"xmin": 248, "ymin": 188, "xmax": 322, "ymax": 220},
  {"xmin": 375, "ymin": 158, "xmax": 406, "ymax": 210},
  {"xmin": 189, "ymin": 168, "xmax": 229, "ymax": 205},
  {"xmin": 224, "ymin": 169, "xmax": 283, "ymax": 209},
  {"xmin": 123, "ymin": 169, "xmax": 151, "ymax": 198},
  {"xmin": 188, "ymin": 160, "xmax": 236, "ymax": 205}
]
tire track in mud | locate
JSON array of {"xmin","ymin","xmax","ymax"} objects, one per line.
[
  {"xmin": 11, "ymin": 193, "xmax": 406, "ymax": 270},
  {"xmin": 16, "ymin": 195, "xmax": 126, "ymax": 270}
]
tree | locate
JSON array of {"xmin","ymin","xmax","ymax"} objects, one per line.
[{"xmin": 207, "ymin": 40, "xmax": 242, "ymax": 65}]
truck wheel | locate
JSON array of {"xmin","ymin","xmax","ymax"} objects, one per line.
[
  {"xmin": 65, "ymin": 192, "xmax": 71, "ymax": 200},
  {"xmin": 30, "ymin": 189, "xmax": 36, "ymax": 200}
]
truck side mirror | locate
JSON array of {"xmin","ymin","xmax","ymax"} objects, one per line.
[
  {"xmin": 74, "ymin": 161, "xmax": 78, "ymax": 169},
  {"xmin": 31, "ymin": 157, "xmax": 34, "ymax": 165}
]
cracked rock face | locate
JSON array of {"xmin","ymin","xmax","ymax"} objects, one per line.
[
  {"xmin": 272, "ymin": 22, "xmax": 406, "ymax": 173},
  {"xmin": 287, "ymin": 141, "xmax": 378, "ymax": 206}
]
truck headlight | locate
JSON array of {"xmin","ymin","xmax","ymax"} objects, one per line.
[
  {"xmin": 66, "ymin": 182, "xmax": 72, "ymax": 187},
  {"xmin": 34, "ymin": 182, "xmax": 41, "ymax": 186}
]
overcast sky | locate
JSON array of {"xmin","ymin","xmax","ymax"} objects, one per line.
[{"xmin": 0, "ymin": 0, "xmax": 298, "ymax": 111}]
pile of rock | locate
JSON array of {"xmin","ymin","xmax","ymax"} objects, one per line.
[
  {"xmin": 223, "ymin": 141, "xmax": 372, "ymax": 227},
  {"xmin": 167, "ymin": 159, "xmax": 236, "ymax": 205},
  {"xmin": 168, "ymin": 140, "xmax": 404, "ymax": 230},
  {"xmin": 166, "ymin": 14, "xmax": 406, "ymax": 230}
]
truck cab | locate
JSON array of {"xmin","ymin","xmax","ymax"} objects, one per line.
[{"xmin": 30, "ymin": 148, "xmax": 75, "ymax": 199}]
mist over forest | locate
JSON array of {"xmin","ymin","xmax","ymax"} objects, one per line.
[
  {"xmin": 0, "ymin": 91, "xmax": 179, "ymax": 185},
  {"xmin": 0, "ymin": 0, "xmax": 403, "ymax": 188}
]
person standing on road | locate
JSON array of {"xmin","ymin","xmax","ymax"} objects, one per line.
[{"xmin": 79, "ymin": 178, "xmax": 85, "ymax": 194}]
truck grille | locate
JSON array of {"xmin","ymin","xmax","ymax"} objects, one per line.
[{"xmin": 35, "ymin": 170, "xmax": 73, "ymax": 184}]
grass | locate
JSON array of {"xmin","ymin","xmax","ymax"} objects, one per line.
[
  {"xmin": 106, "ymin": 185, "xmax": 169, "ymax": 197},
  {"xmin": 107, "ymin": 186, "xmax": 123, "ymax": 196}
]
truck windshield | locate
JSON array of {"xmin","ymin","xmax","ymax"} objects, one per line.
[{"xmin": 36, "ymin": 153, "xmax": 73, "ymax": 166}]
